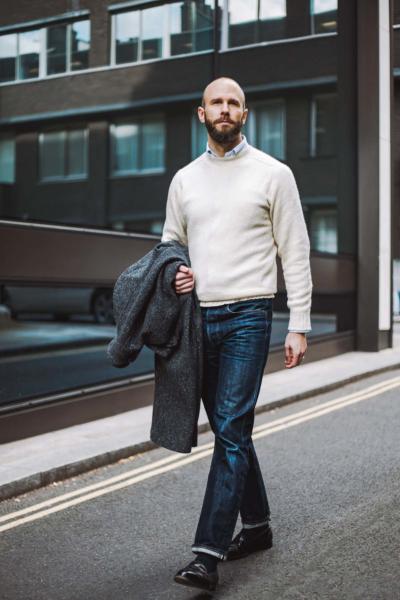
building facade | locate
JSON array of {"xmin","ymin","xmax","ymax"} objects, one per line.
[{"xmin": 0, "ymin": 0, "xmax": 396, "ymax": 440}]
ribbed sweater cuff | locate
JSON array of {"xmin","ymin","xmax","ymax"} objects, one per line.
[{"xmin": 288, "ymin": 311, "xmax": 312, "ymax": 332}]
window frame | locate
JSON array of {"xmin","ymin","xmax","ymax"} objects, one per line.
[
  {"xmin": 110, "ymin": 114, "xmax": 166, "ymax": 177},
  {"xmin": 0, "ymin": 18, "xmax": 90, "ymax": 84},
  {"xmin": 38, "ymin": 127, "xmax": 89, "ymax": 182}
]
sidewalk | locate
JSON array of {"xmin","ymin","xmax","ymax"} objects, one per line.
[{"xmin": 1, "ymin": 321, "xmax": 400, "ymax": 501}]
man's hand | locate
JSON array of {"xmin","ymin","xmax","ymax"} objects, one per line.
[
  {"xmin": 174, "ymin": 265, "xmax": 195, "ymax": 294},
  {"xmin": 284, "ymin": 332, "xmax": 307, "ymax": 368}
]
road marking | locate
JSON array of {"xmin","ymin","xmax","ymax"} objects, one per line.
[{"xmin": 1, "ymin": 375, "xmax": 399, "ymax": 533}]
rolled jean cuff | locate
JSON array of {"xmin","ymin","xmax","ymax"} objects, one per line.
[
  {"xmin": 242, "ymin": 518, "xmax": 270, "ymax": 529},
  {"xmin": 191, "ymin": 545, "xmax": 226, "ymax": 561}
]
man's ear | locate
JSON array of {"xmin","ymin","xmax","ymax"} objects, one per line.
[{"xmin": 197, "ymin": 106, "xmax": 205, "ymax": 124}]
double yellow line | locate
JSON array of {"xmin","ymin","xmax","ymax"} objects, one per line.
[{"xmin": 1, "ymin": 375, "xmax": 399, "ymax": 534}]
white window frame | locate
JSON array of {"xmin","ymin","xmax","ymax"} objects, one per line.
[
  {"xmin": 38, "ymin": 128, "xmax": 89, "ymax": 182},
  {"xmin": 110, "ymin": 114, "xmax": 166, "ymax": 177}
]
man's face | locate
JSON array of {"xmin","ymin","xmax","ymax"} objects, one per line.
[{"xmin": 198, "ymin": 83, "xmax": 248, "ymax": 144}]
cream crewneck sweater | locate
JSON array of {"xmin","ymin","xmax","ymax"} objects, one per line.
[{"xmin": 161, "ymin": 142, "xmax": 313, "ymax": 332}]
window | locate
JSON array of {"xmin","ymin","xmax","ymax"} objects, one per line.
[
  {"xmin": 225, "ymin": 0, "xmax": 287, "ymax": 49},
  {"xmin": 246, "ymin": 100, "xmax": 286, "ymax": 160},
  {"xmin": 191, "ymin": 113, "xmax": 208, "ymax": 158},
  {"xmin": 170, "ymin": 1, "xmax": 214, "ymax": 56},
  {"xmin": 0, "ymin": 33, "xmax": 17, "ymax": 83},
  {"xmin": 0, "ymin": 135, "xmax": 16, "ymax": 183},
  {"xmin": 39, "ymin": 129, "xmax": 88, "ymax": 181},
  {"xmin": 310, "ymin": 208, "xmax": 338, "ymax": 253},
  {"xmin": 310, "ymin": 0, "xmax": 337, "ymax": 34},
  {"xmin": 112, "ymin": 1, "xmax": 215, "ymax": 64},
  {"xmin": 310, "ymin": 93, "xmax": 337, "ymax": 157},
  {"xmin": 0, "ymin": 19, "xmax": 90, "ymax": 83},
  {"xmin": 110, "ymin": 117, "xmax": 165, "ymax": 175},
  {"xmin": 47, "ymin": 20, "xmax": 90, "ymax": 75}
]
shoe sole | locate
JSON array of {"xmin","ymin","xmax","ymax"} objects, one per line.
[
  {"xmin": 174, "ymin": 574, "xmax": 217, "ymax": 591},
  {"xmin": 226, "ymin": 538, "xmax": 273, "ymax": 561}
]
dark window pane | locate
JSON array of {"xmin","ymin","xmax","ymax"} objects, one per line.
[
  {"xmin": 311, "ymin": 0, "xmax": 338, "ymax": 34},
  {"xmin": 67, "ymin": 130, "xmax": 87, "ymax": 177},
  {"xmin": 111, "ymin": 124, "xmax": 139, "ymax": 174},
  {"xmin": 115, "ymin": 11, "xmax": 139, "ymax": 64},
  {"xmin": 19, "ymin": 29, "xmax": 41, "ymax": 80},
  {"xmin": 141, "ymin": 121, "xmax": 165, "ymax": 170},
  {"xmin": 170, "ymin": 0, "xmax": 214, "ymax": 56},
  {"xmin": 47, "ymin": 25, "xmax": 67, "ymax": 75},
  {"xmin": 40, "ymin": 131, "xmax": 65, "ymax": 179},
  {"xmin": 0, "ymin": 135, "xmax": 15, "ymax": 183},
  {"xmin": 0, "ymin": 33, "xmax": 17, "ymax": 83},
  {"xmin": 141, "ymin": 5, "xmax": 164, "ymax": 60},
  {"xmin": 71, "ymin": 20, "xmax": 90, "ymax": 71},
  {"xmin": 314, "ymin": 94, "xmax": 337, "ymax": 156}
]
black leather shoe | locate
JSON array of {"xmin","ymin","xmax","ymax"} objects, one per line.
[
  {"xmin": 174, "ymin": 559, "xmax": 219, "ymax": 591},
  {"xmin": 226, "ymin": 524, "xmax": 273, "ymax": 561}
]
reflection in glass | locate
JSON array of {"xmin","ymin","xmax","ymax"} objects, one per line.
[
  {"xmin": 0, "ymin": 135, "xmax": 15, "ymax": 183},
  {"xmin": 111, "ymin": 124, "xmax": 139, "ymax": 174},
  {"xmin": 18, "ymin": 29, "xmax": 41, "ymax": 79},
  {"xmin": 228, "ymin": 0, "xmax": 287, "ymax": 48},
  {"xmin": 142, "ymin": 121, "xmax": 165, "ymax": 170},
  {"xmin": 40, "ymin": 131, "xmax": 65, "ymax": 180},
  {"xmin": 169, "ymin": 0, "xmax": 214, "ymax": 56},
  {"xmin": 310, "ymin": 208, "xmax": 338, "ymax": 253},
  {"xmin": 255, "ymin": 102, "xmax": 285, "ymax": 160},
  {"xmin": 0, "ymin": 283, "xmax": 152, "ymax": 407},
  {"xmin": 141, "ymin": 5, "xmax": 164, "ymax": 60},
  {"xmin": 67, "ymin": 130, "xmax": 87, "ymax": 177},
  {"xmin": 310, "ymin": 0, "xmax": 337, "ymax": 34},
  {"xmin": 0, "ymin": 33, "xmax": 17, "ymax": 83},
  {"xmin": 310, "ymin": 93, "xmax": 337, "ymax": 157},
  {"xmin": 115, "ymin": 11, "xmax": 140, "ymax": 64},
  {"xmin": 47, "ymin": 24, "xmax": 67, "ymax": 74},
  {"xmin": 40, "ymin": 129, "xmax": 88, "ymax": 180},
  {"xmin": 71, "ymin": 20, "xmax": 90, "ymax": 70}
]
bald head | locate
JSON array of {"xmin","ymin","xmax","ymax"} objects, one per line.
[{"xmin": 201, "ymin": 77, "xmax": 246, "ymax": 110}]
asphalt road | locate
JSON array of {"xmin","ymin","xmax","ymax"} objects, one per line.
[{"xmin": 1, "ymin": 368, "xmax": 399, "ymax": 600}]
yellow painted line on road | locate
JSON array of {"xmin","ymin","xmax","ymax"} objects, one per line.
[{"xmin": 1, "ymin": 374, "xmax": 399, "ymax": 534}]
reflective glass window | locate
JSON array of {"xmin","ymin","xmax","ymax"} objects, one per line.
[
  {"xmin": 169, "ymin": 0, "xmax": 214, "ymax": 56},
  {"xmin": 227, "ymin": 0, "xmax": 287, "ymax": 48},
  {"xmin": 47, "ymin": 24, "xmax": 67, "ymax": 75},
  {"xmin": 0, "ymin": 135, "xmax": 15, "ymax": 183},
  {"xmin": 141, "ymin": 5, "xmax": 164, "ymax": 60},
  {"xmin": 310, "ymin": 0, "xmax": 338, "ymax": 34},
  {"xmin": 115, "ymin": 11, "xmax": 140, "ymax": 64},
  {"xmin": 311, "ymin": 93, "xmax": 337, "ymax": 157},
  {"xmin": 0, "ymin": 33, "xmax": 17, "ymax": 83},
  {"xmin": 71, "ymin": 20, "xmax": 90, "ymax": 71},
  {"xmin": 40, "ymin": 129, "xmax": 88, "ymax": 180}
]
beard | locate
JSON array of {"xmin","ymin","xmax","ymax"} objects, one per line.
[{"xmin": 204, "ymin": 114, "xmax": 243, "ymax": 144}]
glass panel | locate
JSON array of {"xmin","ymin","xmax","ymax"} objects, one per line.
[
  {"xmin": 228, "ymin": 0, "xmax": 287, "ymax": 47},
  {"xmin": 313, "ymin": 94, "xmax": 337, "ymax": 156},
  {"xmin": 0, "ymin": 136, "xmax": 15, "ymax": 183},
  {"xmin": 311, "ymin": 0, "xmax": 338, "ymax": 33},
  {"xmin": 257, "ymin": 103, "xmax": 285, "ymax": 159},
  {"xmin": 141, "ymin": 5, "xmax": 164, "ymax": 60},
  {"xmin": 115, "ymin": 11, "xmax": 139, "ymax": 64},
  {"xmin": 67, "ymin": 130, "xmax": 87, "ymax": 177},
  {"xmin": 0, "ymin": 33, "xmax": 17, "ymax": 83},
  {"xmin": 228, "ymin": 0, "xmax": 258, "ymax": 47},
  {"xmin": 71, "ymin": 20, "xmax": 90, "ymax": 71},
  {"xmin": 310, "ymin": 208, "xmax": 338, "ymax": 253},
  {"xmin": 18, "ymin": 29, "xmax": 41, "ymax": 80},
  {"xmin": 40, "ymin": 131, "xmax": 65, "ymax": 180},
  {"xmin": 111, "ymin": 124, "xmax": 139, "ymax": 174},
  {"xmin": 0, "ymin": 283, "xmax": 150, "ymax": 407},
  {"xmin": 192, "ymin": 114, "xmax": 208, "ymax": 158},
  {"xmin": 47, "ymin": 24, "xmax": 67, "ymax": 74},
  {"xmin": 170, "ymin": 0, "xmax": 214, "ymax": 56},
  {"xmin": 141, "ymin": 121, "xmax": 165, "ymax": 170},
  {"xmin": 259, "ymin": 0, "xmax": 287, "ymax": 42}
]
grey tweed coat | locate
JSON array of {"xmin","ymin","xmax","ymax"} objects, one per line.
[{"xmin": 107, "ymin": 240, "xmax": 203, "ymax": 454}]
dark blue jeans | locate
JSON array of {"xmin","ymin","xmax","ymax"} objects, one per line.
[{"xmin": 192, "ymin": 297, "xmax": 273, "ymax": 560}]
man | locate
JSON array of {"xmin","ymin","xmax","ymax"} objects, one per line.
[{"xmin": 161, "ymin": 77, "xmax": 313, "ymax": 592}]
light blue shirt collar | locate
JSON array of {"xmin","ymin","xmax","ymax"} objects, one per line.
[{"xmin": 206, "ymin": 134, "xmax": 248, "ymax": 158}]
